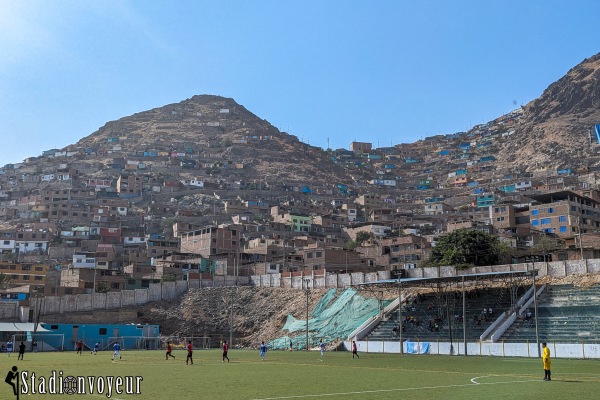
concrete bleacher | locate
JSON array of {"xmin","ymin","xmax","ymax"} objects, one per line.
[
  {"xmin": 366, "ymin": 286, "xmax": 528, "ymax": 342},
  {"xmin": 501, "ymin": 284, "xmax": 600, "ymax": 343}
]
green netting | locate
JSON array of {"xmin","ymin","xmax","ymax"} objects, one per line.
[
  {"xmin": 271, "ymin": 288, "xmax": 390, "ymax": 350},
  {"xmin": 310, "ymin": 288, "xmax": 337, "ymax": 317}
]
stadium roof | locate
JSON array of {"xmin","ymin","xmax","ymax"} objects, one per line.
[
  {"xmin": 0, "ymin": 322, "xmax": 50, "ymax": 332},
  {"xmin": 353, "ymin": 270, "xmax": 536, "ymax": 289}
]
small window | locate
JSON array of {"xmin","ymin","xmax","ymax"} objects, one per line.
[
  {"xmin": 531, "ymin": 220, "xmax": 539, "ymax": 226},
  {"xmin": 541, "ymin": 218, "xmax": 551, "ymax": 225},
  {"xmin": 531, "ymin": 210, "xmax": 539, "ymax": 216},
  {"xmin": 50, "ymin": 325, "xmax": 59, "ymax": 330},
  {"xmin": 559, "ymin": 226, "xmax": 567, "ymax": 232},
  {"xmin": 559, "ymin": 216, "xmax": 567, "ymax": 223},
  {"xmin": 99, "ymin": 328, "xmax": 107, "ymax": 335},
  {"xmin": 547, "ymin": 208, "xmax": 554, "ymax": 214}
]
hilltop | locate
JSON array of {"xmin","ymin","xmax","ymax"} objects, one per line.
[{"xmin": 71, "ymin": 94, "xmax": 355, "ymax": 186}]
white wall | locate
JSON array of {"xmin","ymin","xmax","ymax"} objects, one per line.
[{"xmin": 344, "ymin": 340, "xmax": 600, "ymax": 359}]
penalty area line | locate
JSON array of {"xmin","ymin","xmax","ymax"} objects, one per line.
[{"xmin": 250, "ymin": 379, "xmax": 539, "ymax": 400}]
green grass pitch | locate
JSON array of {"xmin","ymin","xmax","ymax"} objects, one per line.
[{"xmin": 2, "ymin": 349, "xmax": 599, "ymax": 399}]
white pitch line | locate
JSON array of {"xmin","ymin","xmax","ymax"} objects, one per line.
[
  {"xmin": 471, "ymin": 375, "xmax": 498, "ymax": 384},
  {"xmin": 250, "ymin": 379, "xmax": 539, "ymax": 400}
]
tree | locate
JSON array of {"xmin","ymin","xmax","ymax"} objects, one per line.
[
  {"xmin": 0, "ymin": 273, "xmax": 12, "ymax": 290},
  {"xmin": 355, "ymin": 231, "xmax": 373, "ymax": 246},
  {"xmin": 530, "ymin": 232, "xmax": 563, "ymax": 261},
  {"xmin": 161, "ymin": 274, "xmax": 177, "ymax": 282},
  {"xmin": 429, "ymin": 229, "xmax": 502, "ymax": 267},
  {"xmin": 96, "ymin": 282, "xmax": 110, "ymax": 293},
  {"xmin": 344, "ymin": 240, "xmax": 358, "ymax": 251}
]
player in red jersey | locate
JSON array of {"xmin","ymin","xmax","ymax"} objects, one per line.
[
  {"xmin": 222, "ymin": 340, "xmax": 230, "ymax": 362},
  {"xmin": 186, "ymin": 340, "xmax": 193, "ymax": 365},
  {"xmin": 166, "ymin": 341, "xmax": 175, "ymax": 360}
]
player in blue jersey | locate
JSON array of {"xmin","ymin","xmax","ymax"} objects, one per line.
[
  {"xmin": 260, "ymin": 341, "xmax": 267, "ymax": 361},
  {"xmin": 111, "ymin": 342, "xmax": 122, "ymax": 360},
  {"xmin": 92, "ymin": 342, "xmax": 100, "ymax": 355},
  {"xmin": 319, "ymin": 340, "xmax": 325, "ymax": 357}
]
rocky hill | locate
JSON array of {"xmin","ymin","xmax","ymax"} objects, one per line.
[
  {"xmin": 139, "ymin": 287, "xmax": 335, "ymax": 347},
  {"xmin": 72, "ymin": 95, "xmax": 355, "ymax": 186},
  {"xmin": 6, "ymin": 52, "xmax": 600, "ymax": 208},
  {"xmin": 496, "ymin": 53, "xmax": 600, "ymax": 171}
]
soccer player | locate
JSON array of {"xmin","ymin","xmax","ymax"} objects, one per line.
[
  {"xmin": 319, "ymin": 340, "xmax": 325, "ymax": 357},
  {"xmin": 6, "ymin": 339, "xmax": 13, "ymax": 357},
  {"xmin": 17, "ymin": 341, "xmax": 26, "ymax": 360},
  {"xmin": 186, "ymin": 340, "xmax": 193, "ymax": 365},
  {"xmin": 222, "ymin": 340, "xmax": 230, "ymax": 362},
  {"xmin": 166, "ymin": 341, "xmax": 176, "ymax": 360},
  {"xmin": 112, "ymin": 342, "xmax": 122, "ymax": 361},
  {"xmin": 352, "ymin": 341, "xmax": 359, "ymax": 359},
  {"xmin": 76, "ymin": 340, "xmax": 83, "ymax": 355},
  {"xmin": 260, "ymin": 341, "xmax": 267, "ymax": 361},
  {"xmin": 92, "ymin": 342, "xmax": 100, "ymax": 355},
  {"xmin": 542, "ymin": 342, "xmax": 552, "ymax": 381}
]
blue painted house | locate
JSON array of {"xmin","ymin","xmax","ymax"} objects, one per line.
[
  {"xmin": 476, "ymin": 194, "xmax": 495, "ymax": 207},
  {"xmin": 557, "ymin": 168, "xmax": 573, "ymax": 175},
  {"xmin": 499, "ymin": 185, "xmax": 516, "ymax": 193}
]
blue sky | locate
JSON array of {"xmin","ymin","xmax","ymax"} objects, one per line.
[{"xmin": 1, "ymin": 1, "xmax": 599, "ymax": 165}]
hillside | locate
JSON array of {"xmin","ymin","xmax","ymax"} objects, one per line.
[
  {"xmin": 72, "ymin": 95, "xmax": 355, "ymax": 186},
  {"xmin": 496, "ymin": 53, "xmax": 600, "ymax": 171},
  {"xmin": 5, "ymin": 52, "xmax": 600, "ymax": 212}
]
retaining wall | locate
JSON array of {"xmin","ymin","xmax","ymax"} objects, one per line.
[{"xmin": 10, "ymin": 257, "xmax": 600, "ymax": 321}]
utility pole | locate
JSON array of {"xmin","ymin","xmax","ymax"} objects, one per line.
[
  {"xmin": 229, "ymin": 287, "xmax": 235, "ymax": 346},
  {"xmin": 578, "ymin": 217, "xmax": 584, "ymax": 260},
  {"xmin": 304, "ymin": 278, "xmax": 311, "ymax": 351}
]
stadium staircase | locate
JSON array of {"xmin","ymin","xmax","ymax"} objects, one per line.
[{"xmin": 501, "ymin": 284, "xmax": 600, "ymax": 343}]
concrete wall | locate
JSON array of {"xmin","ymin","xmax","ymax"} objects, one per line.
[
  {"xmin": 0, "ymin": 302, "xmax": 18, "ymax": 319},
  {"xmin": 106, "ymin": 292, "xmax": 121, "ymax": 309},
  {"xmin": 347, "ymin": 340, "xmax": 600, "ymax": 359},
  {"xmin": 148, "ymin": 284, "xmax": 161, "ymax": 302},
  {"xmin": 28, "ymin": 257, "xmax": 600, "ymax": 320}
]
